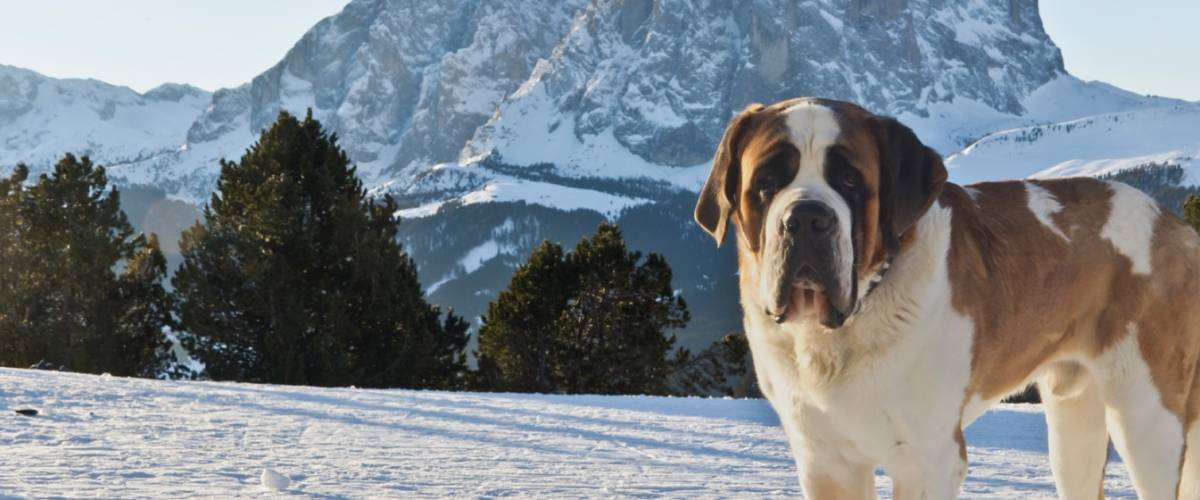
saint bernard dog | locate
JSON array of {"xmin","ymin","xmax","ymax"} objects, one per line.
[{"xmin": 694, "ymin": 97, "xmax": 1200, "ymax": 499}]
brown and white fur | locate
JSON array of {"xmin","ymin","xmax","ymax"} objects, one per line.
[{"xmin": 694, "ymin": 97, "xmax": 1200, "ymax": 499}]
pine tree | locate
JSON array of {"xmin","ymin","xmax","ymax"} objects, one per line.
[
  {"xmin": 0, "ymin": 165, "xmax": 33, "ymax": 365},
  {"xmin": 0, "ymin": 155, "xmax": 174, "ymax": 376},
  {"xmin": 475, "ymin": 223, "xmax": 688, "ymax": 395},
  {"xmin": 669, "ymin": 333, "xmax": 752, "ymax": 397},
  {"xmin": 1183, "ymin": 194, "xmax": 1200, "ymax": 234},
  {"xmin": 173, "ymin": 110, "xmax": 467, "ymax": 388},
  {"xmin": 556, "ymin": 223, "xmax": 689, "ymax": 395},
  {"xmin": 115, "ymin": 234, "xmax": 179, "ymax": 378},
  {"xmin": 475, "ymin": 241, "xmax": 576, "ymax": 392}
]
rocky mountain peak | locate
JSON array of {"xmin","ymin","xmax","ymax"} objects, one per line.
[{"xmin": 462, "ymin": 0, "xmax": 1065, "ymax": 181}]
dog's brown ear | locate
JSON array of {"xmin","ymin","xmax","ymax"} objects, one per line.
[
  {"xmin": 872, "ymin": 116, "xmax": 948, "ymax": 253},
  {"xmin": 695, "ymin": 104, "xmax": 764, "ymax": 246}
]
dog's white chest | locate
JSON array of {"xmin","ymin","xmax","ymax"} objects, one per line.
[{"xmin": 753, "ymin": 315, "xmax": 974, "ymax": 467}]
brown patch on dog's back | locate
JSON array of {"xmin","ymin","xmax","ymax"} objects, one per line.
[
  {"xmin": 947, "ymin": 180, "xmax": 1080, "ymax": 400},
  {"xmin": 948, "ymin": 179, "xmax": 1118, "ymax": 401},
  {"xmin": 949, "ymin": 177, "xmax": 1200, "ymax": 426}
]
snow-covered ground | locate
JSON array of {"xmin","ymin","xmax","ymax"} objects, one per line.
[{"xmin": 0, "ymin": 368, "xmax": 1136, "ymax": 498}]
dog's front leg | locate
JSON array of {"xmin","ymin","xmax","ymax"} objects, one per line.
[
  {"xmin": 884, "ymin": 435, "xmax": 967, "ymax": 500},
  {"xmin": 796, "ymin": 453, "xmax": 877, "ymax": 500}
]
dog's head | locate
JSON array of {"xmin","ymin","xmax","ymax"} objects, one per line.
[{"xmin": 695, "ymin": 98, "xmax": 946, "ymax": 329}]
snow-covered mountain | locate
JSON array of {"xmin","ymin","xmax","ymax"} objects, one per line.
[
  {"xmin": 0, "ymin": 64, "xmax": 209, "ymax": 186},
  {"xmin": 0, "ymin": 367, "xmax": 1136, "ymax": 497},
  {"xmin": 2, "ymin": 0, "xmax": 1197, "ymax": 349},
  {"xmin": 0, "ymin": 0, "xmax": 1111, "ymax": 202}
]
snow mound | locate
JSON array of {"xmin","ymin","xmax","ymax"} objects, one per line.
[
  {"xmin": 0, "ymin": 368, "xmax": 1134, "ymax": 498},
  {"xmin": 260, "ymin": 468, "xmax": 290, "ymax": 491}
]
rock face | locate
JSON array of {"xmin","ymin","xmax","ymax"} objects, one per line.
[
  {"xmin": 2, "ymin": 0, "xmax": 1194, "ymax": 348},
  {"xmin": 466, "ymin": 0, "xmax": 1064, "ymax": 170},
  {"xmin": 187, "ymin": 0, "xmax": 590, "ymax": 185}
]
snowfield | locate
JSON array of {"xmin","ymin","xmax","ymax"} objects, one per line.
[
  {"xmin": 0, "ymin": 368, "xmax": 1137, "ymax": 498},
  {"xmin": 945, "ymin": 103, "xmax": 1200, "ymax": 185}
]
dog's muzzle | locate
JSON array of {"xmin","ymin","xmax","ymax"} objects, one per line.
[{"xmin": 764, "ymin": 201, "xmax": 853, "ymax": 328}]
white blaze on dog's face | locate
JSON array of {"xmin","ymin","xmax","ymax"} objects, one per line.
[
  {"xmin": 756, "ymin": 103, "xmax": 856, "ymax": 327},
  {"xmin": 694, "ymin": 98, "xmax": 947, "ymax": 330}
]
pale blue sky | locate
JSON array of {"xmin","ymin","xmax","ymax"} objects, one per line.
[
  {"xmin": 0, "ymin": 1, "xmax": 1195, "ymax": 101},
  {"xmin": 1040, "ymin": 0, "xmax": 1199, "ymax": 101},
  {"xmin": 0, "ymin": 0, "xmax": 352, "ymax": 92}
]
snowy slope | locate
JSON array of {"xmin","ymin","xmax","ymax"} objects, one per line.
[
  {"xmin": 396, "ymin": 173, "xmax": 653, "ymax": 221},
  {"xmin": 0, "ymin": 368, "xmax": 1134, "ymax": 498},
  {"xmin": 900, "ymin": 74, "xmax": 1192, "ymax": 158},
  {"xmin": 416, "ymin": 74, "xmax": 1198, "ymax": 214},
  {"xmin": 945, "ymin": 102, "xmax": 1200, "ymax": 185}
]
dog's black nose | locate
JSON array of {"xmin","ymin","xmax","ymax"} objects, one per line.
[{"xmin": 783, "ymin": 201, "xmax": 835, "ymax": 236}]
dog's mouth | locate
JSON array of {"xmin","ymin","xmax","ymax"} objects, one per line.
[
  {"xmin": 765, "ymin": 266, "xmax": 849, "ymax": 328},
  {"xmin": 766, "ymin": 281, "xmax": 837, "ymax": 327},
  {"xmin": 791, "ymin": 281, "xmax": 828, "ymax": 314}
]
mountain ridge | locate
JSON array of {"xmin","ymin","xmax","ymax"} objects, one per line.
[{"xmin": 0, "ymin": 0, "xmax": 1086, "ymax": 202}]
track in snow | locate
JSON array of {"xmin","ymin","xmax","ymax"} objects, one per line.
[{"xmin": 0, "ymin": 368, "xmax": 1133, "ymax": 498}]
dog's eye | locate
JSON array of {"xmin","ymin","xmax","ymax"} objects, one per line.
[
  {"xmin": 825, "ymin": 149, "xmax": 860, "ymax": 192},
  {"xmin": 755, "ymin": 175, "xmax": 781, "ymax": 200},
  {"xmin": 839, "ymin": 172, "xmax": 858, "ymax": 190},
  {"xmin": 830, "ymin": 168, "xmax": 859, "ymax": 192}
]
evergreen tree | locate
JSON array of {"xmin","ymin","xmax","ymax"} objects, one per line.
[
  {"xmin": 0, "ymin": 165, "xmax": 31, "ymax": 364},
  {"xmin": 556, "ymin": 223, "xmax": 689, "ymax": 395},
  {"xmin": 475, "ymin": 223, "xmax": 689, "ymax": 395},
  {"xmin": 1184, "ymin": 194, "xmax": 1200, "ymax": 234},
  {"xmin": 173, "ymin": 110, "xmax": 467, "ymax": 388},
  {"xmin": 669, "ymin": 333, "xmax": 752, "ymax": 397},
  {"xmin": 0, "ymin": 155, "xmax": 174, "ymax": 376},
  {"xmin": 115, "ymin": 234, "xmax": 180, "ymax": 378},
  {"xmin": 475, "ymin": 241, "xmax": 576, "ymax": 392}
]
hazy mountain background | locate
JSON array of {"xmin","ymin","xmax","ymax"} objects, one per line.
[{"xmin": 2, "ymin": 0, "xmax": 1197, "ymax": 350}]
